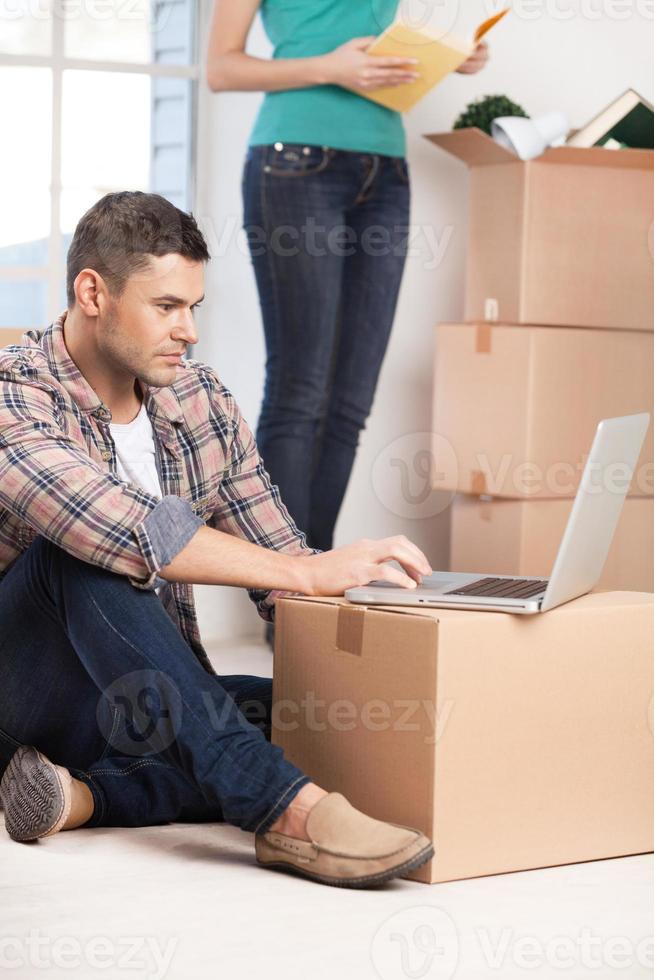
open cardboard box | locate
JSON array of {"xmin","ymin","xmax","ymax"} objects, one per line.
[
  {"xmin": 272, "ymin": 591, "xmax": 654, "ymax": 883},
  {"xmin": 0, "ymin": 329, "xmax": 28, "ymax": 346},
  {"xmin": 431, "ymin": 322, "xmax": 654, "ymax": 498},
  {"xmin": 450, "ymin": 494, "xmax": 654, "ymax": 592},
  {"xmin": 424, "ymin": 128, "xmax": 654, "ymax": 331}
]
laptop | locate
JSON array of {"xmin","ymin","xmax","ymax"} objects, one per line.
[{"xmin": 345, "ymin": 413, "xmax": 650, "ymax": 615}]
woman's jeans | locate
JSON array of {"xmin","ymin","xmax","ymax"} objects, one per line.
[
  {"xmin": 0, "ymin": 536, "xmax": 310, "ymax": 832},
  {"xmin": 243, "ymin": 143, "xmax": 411, "ymax": 551}
]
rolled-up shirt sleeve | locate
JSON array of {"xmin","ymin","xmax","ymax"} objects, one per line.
[
  {"xmin": 0, "ymin": 377, "xmax": 202, "ymax": 589},
  {"xmin": 131, "ymin": 494, "xmax": 204, "ymax": 589}
]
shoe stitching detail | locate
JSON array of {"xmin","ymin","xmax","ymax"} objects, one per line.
[
  {"xmin": 259, "ymin": 842, "xmax": 434, "ymax": 886},
  {"xmin": 267, "ymin": 831, "xmax": 425, "ymax": 863}
]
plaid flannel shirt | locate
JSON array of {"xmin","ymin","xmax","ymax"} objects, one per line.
[{"xmin": 0, "ymin": 312, "xmax": 314, "ymax": 675}]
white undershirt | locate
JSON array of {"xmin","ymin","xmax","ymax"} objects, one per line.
[
  {"xmin": 109, "ymin": 401, "xmax": 164, "ymax": 591},
  {"xmin": 109, "ymin": 400, "xmax": 163, "ymax": 499}
]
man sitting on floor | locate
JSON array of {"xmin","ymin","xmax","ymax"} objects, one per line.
[{"xmin": 0, "ymin": 191, "xmax": 433, "ymax": 888}]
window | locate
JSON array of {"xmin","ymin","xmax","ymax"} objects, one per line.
[{"xmin": 0, "ymin": 0, "xmax": 200, "ymax": 329}]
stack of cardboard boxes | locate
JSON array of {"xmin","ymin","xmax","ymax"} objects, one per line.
[
  {"xmin": 0, "ymin": 330, "xmax": 27, "ymax": 346},
  {"xmin": 425, "ymin": 127, "xmax": 654, "ymax": 590}
]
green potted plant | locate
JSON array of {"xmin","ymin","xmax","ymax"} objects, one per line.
[{"xmin": 453, "ymin": 95, "xmax": 529, "ymax": 135}]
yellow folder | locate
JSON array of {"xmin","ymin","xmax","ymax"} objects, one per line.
[{"xmin": 357, "ymin": 8, "xmax": 509, "ymax": 113}]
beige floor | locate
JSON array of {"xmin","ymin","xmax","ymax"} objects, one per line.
[{"xmin": 1, "ymin": 639, "xmax": 652, "ymax": 980}]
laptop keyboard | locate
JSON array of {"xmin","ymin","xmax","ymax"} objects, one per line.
[{"xmin": 444, "ymin": 577, "xmax": 549, "ymax": 599}]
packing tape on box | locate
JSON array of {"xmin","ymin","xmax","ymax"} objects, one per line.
[
  {"xmin": 476, "ymin": 323, "xmax": 492, "ymax": 353},
  {"xmin": 483, "ymin": 298, "xmax": 499, "ymax": 323},
  {"xmin": 471, "ymin": 470, "xmax": 487, "ymax": 495},
  {"xmin": 336, "ymin": 604, "xmax": 365, "ymax": 657}
]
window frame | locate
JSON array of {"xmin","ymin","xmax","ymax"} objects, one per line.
[{"xmin": 0, "ymin": 4, "xmax": 201, "ymax": 327}]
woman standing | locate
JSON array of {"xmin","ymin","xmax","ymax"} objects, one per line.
[{"xmin": 207, "ymin": 0, "xmax": 488, "ymax": 551}]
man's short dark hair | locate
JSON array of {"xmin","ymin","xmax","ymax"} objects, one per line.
[{"xmin": 66, "ymin": 191, "xmax": 210, "ymax": 308}]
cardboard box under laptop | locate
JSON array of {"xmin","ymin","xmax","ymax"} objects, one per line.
[
  {"xmin": 432, "ymin": 322, "xmax": 654, "ymax": 498},
  {"xmin": 272, "ymin": 592, "xmax": 654, "ymax": 883},
  {"xmin": 0, "ymin": 329, "xmax": 26, "ymax": 346},
  {"xmin": 450, "ymin": 494, "xmax": 654, "ymax": 593},
  {"xmin": 424, "ymin": 129, "xmax": 654, "ymax": 330}
]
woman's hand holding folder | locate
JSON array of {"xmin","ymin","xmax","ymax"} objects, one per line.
[{"xmin": 455, "ymin": 40, "xmax": 489, "ymax": 74}]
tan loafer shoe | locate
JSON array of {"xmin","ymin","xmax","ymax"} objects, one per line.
[
  {"xmin": 0, "ymin": 745, "xmax": 73, "ymax": 842},
  {"xmin": 255, "ymin": 792, "xmax": 434, "ymax": 888}
]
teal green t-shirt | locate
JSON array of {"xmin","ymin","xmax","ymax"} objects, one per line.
[{"xmin": 249, "ymin": 0, "xmax": 406, "ymax": 158}]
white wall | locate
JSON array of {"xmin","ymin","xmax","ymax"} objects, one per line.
[{"xmin": 192, "ymin": 0, "xmax": 654, "ymax": 644}]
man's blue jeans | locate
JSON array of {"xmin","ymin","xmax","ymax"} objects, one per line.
[
  {"xmin": 243, "ymin": 144, "xmax": 411, "ymax": 551},
  {"xmin": 0, "ymin": 536, "xmax": 310, "ymax": 832}
]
